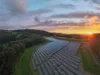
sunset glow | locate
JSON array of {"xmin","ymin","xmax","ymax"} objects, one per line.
[
  {"xmin": 32, "ymin": 24, "xmax": 100, "ymax": 34},
  {"xmin": 88, "ymin": 32, "xmax": 94, "ymax": 35}
]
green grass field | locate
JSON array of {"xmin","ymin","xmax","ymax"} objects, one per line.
[
  {"xmin": 78, "ymin": 47, "xmax": 100, "ymax": 75},
  {"xmin": 14, "ymin": 46, "xmax": 38, "ymax": 75},
  {"xmin": 55, "ymin": 37, "xmax": 88, "ymax": 42},
  {"xmin": 14, "ymin": 40, "xmax": 50, "ymax": 75}
]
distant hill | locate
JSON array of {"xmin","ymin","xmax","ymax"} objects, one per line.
[
  {"xmin": 0, "ymin": 29, "xmax": 52, "ymax": 44},
  {"xmin": 13, "ymin": 29, "xmax": 52, "ymax": 36}
]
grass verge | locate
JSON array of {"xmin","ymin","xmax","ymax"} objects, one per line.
[
  {"xmin": 14, "ymin": 40, "xmax": 50, "ymax": 75},
  {"xmin": 79, "ymin": 46, "xmax": 100, "ymax": 75}
]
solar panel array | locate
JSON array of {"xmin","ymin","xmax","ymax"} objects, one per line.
[{"xmin": 31, "ymin": 38, "xmax": 84, "ymax": 75}]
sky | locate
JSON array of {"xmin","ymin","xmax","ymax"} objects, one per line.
[{"xmin": 0, "ymin": 0, "xmax": 100, "ymax": 34}]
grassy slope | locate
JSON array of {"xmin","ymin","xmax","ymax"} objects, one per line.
[
  {"xmin": 80, "ymin": 48, "xmax": 100, "ymax": 75},
  {"xmin": 14, "ymin": 41, "xmax": 50, "ymax": 75},
  {"xmin": 76, "ymin": 43, "xmax": 100, "ymax": 75}
]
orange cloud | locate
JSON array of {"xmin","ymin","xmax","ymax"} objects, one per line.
[{"xmin": 87, "ymin": 16, "xmax": 99, "ymax": 25}]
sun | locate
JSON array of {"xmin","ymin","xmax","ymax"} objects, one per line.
[{"xmin": 88, "ymin": 32, "xmax": 93, "ymax": 34}]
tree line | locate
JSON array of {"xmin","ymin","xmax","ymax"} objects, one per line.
[{"xmin": 0, "ymin": 30, "xmax": 47, "ymax": 75}]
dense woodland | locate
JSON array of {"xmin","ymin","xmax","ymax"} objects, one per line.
[{"xmin": 0, "ymin": 29, "xmax": 51, "ymax": 75}]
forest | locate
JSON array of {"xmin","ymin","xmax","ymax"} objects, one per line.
[{"xmin": 0, "ymin": 29, "xmax": 51, "ymax": 75}]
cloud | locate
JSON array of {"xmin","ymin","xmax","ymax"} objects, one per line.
[
  {"xmin": 48, "ymin": 12, "xmax": 100, "ymax": 19},
  {"xmin": 31, "ymin": 25, "xmax": 70, "ymax": 31},
  {"xmin": 0, "ymin": 0, "xmax": 100, "ymax": 30},
  {"xmin": 30, "ymin": 9, "xmax": 52, "ymax": 15},
  {"xmin": 4, "ymin": 0, "xmax": 27, "ymax": 14},
  {"xmin": 0, "ymin": 13, "xmax": 12, "ymax": 21},
  {"xmin": 0, "ymin": 7, "xmax": 53, "ymax": 30},
  {"xmin": 85, "ymin": 16, "xmax": 99, "ymax": 25},
  {"xmin": 91, "ymin": 0, "xmax": 100, "ymax": 4},
  {"xmin": 84, "ymin": 0, "xmax": 100, "ymax": 4},
  {"xmin": 54, "ymin": 4, "xmax": 75, "ymax": 9}
]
